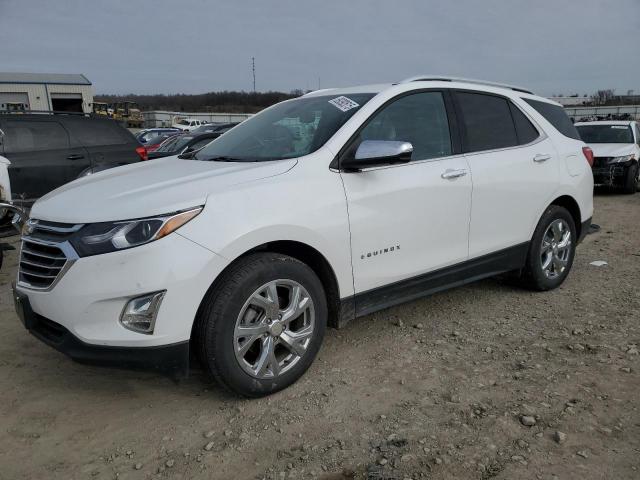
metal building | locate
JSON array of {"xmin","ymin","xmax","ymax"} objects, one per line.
[{"xmin": 0, "ymin": 72, "xmax": 93, "ymax": 113}]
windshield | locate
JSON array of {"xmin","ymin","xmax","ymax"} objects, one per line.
[
  {"xmin": 194, "ymin": 93, "xmax": 375, "ymax": 161},
  {"xmin": 176, "ymin": 119, "xmax": 190, "ymax": 126},
  {"xmin": 577, "ymin": 124, "xmax": 634, "ymax": 144},
  {"xmin": 156, "ymin": 135, "xmax": 193, "ymax": 152}
]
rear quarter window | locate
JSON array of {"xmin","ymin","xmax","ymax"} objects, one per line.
[
  {"xmin": 523, "ymin": 99, "xmax": 581, "ymax": 140},
  {"xmin": 67, "ymin": 119, "xmax": 131, "ymax": 147}
]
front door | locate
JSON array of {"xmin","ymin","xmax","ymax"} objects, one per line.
[{"xmin": 339, "ymin": 91, "xmax": 472, "ymax": 299}]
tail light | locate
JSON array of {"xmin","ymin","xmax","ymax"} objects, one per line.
[
  {"xmin": 135, "ymin": 146, "xmax": 148, "ymax": 161},
  {"xmin": 582, "ymin": 146, "xmax": 594, "ymax": 167}
]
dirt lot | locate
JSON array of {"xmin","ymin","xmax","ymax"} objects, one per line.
[{"xmin": 0, "ymin": 194, "xmax": 638, "ymax": 480}]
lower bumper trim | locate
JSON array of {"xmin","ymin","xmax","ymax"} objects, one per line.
[{"xmin": 578, "ymin": 217, "xmax": 592, "ymax": 244}]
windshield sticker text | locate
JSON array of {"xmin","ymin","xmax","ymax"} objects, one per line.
[{"xmin": 329, "ymin": 96, "xmax": 360, "ymax": 112}]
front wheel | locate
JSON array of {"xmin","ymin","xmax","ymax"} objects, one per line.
[
  {"xmin": 521, "ymin": 205, "xmax": 577, "ymax": 291},
  {"xmin": 195, "ymin": 253, "xmax": 327, "ymax": 397}
]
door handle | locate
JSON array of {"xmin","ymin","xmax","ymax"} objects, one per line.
[
  {"xmin": 441, "ymin": 168, "xmax": 467, "ymax": 179},
  {"xmin": 66, "ymin": 154, "xmax": 85, "ymax": 160},
  {"xmin": 533, "ymin": 153, "xmax": 551, "ymax": 163}
]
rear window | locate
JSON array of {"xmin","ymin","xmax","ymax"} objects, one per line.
[
  {"xmin": 456, "ymin": 92, "xmax": 518, "ymax": 152},
  {"xmin": 2, "ymin": 120, "xmax": 69, "ymax": 152},
  {"xmin": 523, "ymin": 99, "xmax": 581, "ymax": 140},
  {"xmin": 68, "ymin": 119, "xmax": 130, "ymax": 146}
]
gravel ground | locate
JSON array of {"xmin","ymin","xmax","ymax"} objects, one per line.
[{"xmin": 0, "ymin": 193, "xmax": 638, "ymax": 480}]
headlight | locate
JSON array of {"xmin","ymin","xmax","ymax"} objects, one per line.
[
  {"xmin": 70, "ymin": 207, "xmax": 202, "ymax": 257},
  {"xmin": 607, "ymin": 154, "xmax": 635, "ymax": 164}
]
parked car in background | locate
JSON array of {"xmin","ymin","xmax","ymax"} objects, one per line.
[
  {"xmin": 144, "ymin": 132, "xmax": 180, "ymax": 153},
  {"xmin": 13, "ymin": 77, "xmax": 593, "ymax": 397},
  {"xmin": 0, "ymin": 113, "xmax": 145, "ymax": 203},
  {"xmin": 148, "ymin": 132, "xmax": 220, "ymax": 159},
  {"xmin": 172, "ymin": 118, "xmax": 205, "ymax": 131},
  {"xmin": 136, "ymin": 128, "xmax": 181, "ymax": 144},
  {"xmin": 0, "ymin": 153, "xmax": 26, "ymax": 270},
  {"xmin": 575, "ymin": 120, "xmax": 640, "ymax": 193},
  {"xmin": 191, "ymin": 122, "xmax": 240, "ymax": 135}
]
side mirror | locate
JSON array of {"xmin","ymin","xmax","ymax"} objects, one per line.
[{"xmin": 342, "ymin": 140, "xmax": 413, "ymax": 171}]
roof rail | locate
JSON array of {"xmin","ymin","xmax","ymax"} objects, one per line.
[
  {"xmin": 0, "ymin": 109, "xmax": 92, "ymax": 116},
  {"xmin": 400, "ymin": 75, "xmax": 534, "ymax": 95}
]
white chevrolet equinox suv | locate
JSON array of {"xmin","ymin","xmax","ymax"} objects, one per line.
[{"xmin": 13, "ymin": 77, "xmax": 594, "ymax": 397}]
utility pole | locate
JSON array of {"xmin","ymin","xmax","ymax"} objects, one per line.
[{"xmin": 252, "ymin": 57, "xmax": 256, "ymax": 93}]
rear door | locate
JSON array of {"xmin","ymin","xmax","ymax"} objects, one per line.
[
  {"xmin": 64, "ymin": 117, "xmax": 139, "ymax": 172},
  {"xmin": 453, "ymin": 91, "xmax": 559, "ymax": 258},
  {"xmin": 0, "ymin": 117, "xmax": 90, "ymax": 200}
]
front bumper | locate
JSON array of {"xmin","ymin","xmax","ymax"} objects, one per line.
[
  {"xmin": 591, "ymin": 161, "xmax": 633, "ymax": 186},
  {"xmin": 14, "ymin": 285, "xmax": 189, "ymax": 374},
  {"xmin": 14, "ymin": 232, "xmax": 227, "ymax": 366}
]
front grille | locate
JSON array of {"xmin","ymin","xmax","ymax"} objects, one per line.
[
  {"xmin": 593, "ymin": 157, "xmax": 612, "ymax": 169},
  {"xmin": 18, "ymin": 219, "xmax": 82, "ymax": 290},
  {"xmin": 19, "ymin": 239, "xmax": 68, "ymax": 289}
]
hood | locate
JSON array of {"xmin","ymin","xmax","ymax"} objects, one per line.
[
  {"xmin": 588, "ymin": 143, "xmax": 636, "ymax": 158},
  {"xmin": 31, "ymin": 156, "xmax": 297, "ymax": 223}
]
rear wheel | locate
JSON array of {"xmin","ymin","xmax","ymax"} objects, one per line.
[
  {"xmin": 521, "ymin": 205, "xmax": 576, "ymax": 291},
  {"xmin": 195, "ymin": 253, "xmax": 327, "ymax": 397},
  {"xmin": 622, "ymin": 162, "xmax": 639, "ymax": 194}
]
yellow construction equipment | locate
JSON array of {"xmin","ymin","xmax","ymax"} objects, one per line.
[
  {"xmin": 113, "ymin": 101, "xmax": 144, "ymax": 128},
  {"xmin": 4, "ymin": 102, "xmax": 27, "ymax": 113},
  {"xmin": 91, "ymin": 102, "xmax": 111, "ymax": 117}
]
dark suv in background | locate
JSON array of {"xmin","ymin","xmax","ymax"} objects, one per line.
[{"xmin": 0, "ymin": 113, "xmax": 145, "ymax": 202}]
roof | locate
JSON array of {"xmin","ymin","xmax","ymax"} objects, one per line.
[
  {"xmin": 0, "ymin": 72, "xmax": 91, "ymax": 85},
  {"xmin": 304, "ymin": 84, "xmax": 389, "ymax": 97},
  {"xmin": 575, "ymin": 120, "xmax": 635, "ymax": 126},
  {"xmin": 303, "ymin": 77, "xmax": 548, "ymax": 103}
]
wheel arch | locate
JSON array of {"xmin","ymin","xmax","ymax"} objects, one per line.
[
  {"xmin": 192, "ymin": 240, "xmax": 344, "ymax": 345},
  {"xmin": 548, "ymin": 194, "xmax": 582, "ymax": 238}
]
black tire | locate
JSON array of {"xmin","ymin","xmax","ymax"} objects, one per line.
[
  {"xmin": 520, "ymin": 205, "xmax": 577, "ymax": 291},
  {"xmin": 622, "ymin": 162, "xmax": 638, "ymax": 194},
  {"xmin": 195, "ymin": 253, "xmax": 327, "ymax": 397}
]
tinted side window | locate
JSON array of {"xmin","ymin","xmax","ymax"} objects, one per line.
[
  {"xmin": 70, "ymin": 120, "xmax": 129, "ymax": 146},
  {"xmin": 456, "ymin": 92, "xmax": 518, "ymax": 152},
  {"xmin": 355, "ymin": 91, "xmax": 452, "ymax": 161},
  {"xmin": 523, "ymin": 99, "xmax": 581, "ymax": 140},
  {"xmin": 3, "ymin": 120, "xmax": 69, "ymax": 153},
  {"xmin": 509, "ymin": 103, "xmax": 539, "ymax": 144}
]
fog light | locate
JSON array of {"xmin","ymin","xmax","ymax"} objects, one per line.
[{"xmin": 120, "ymin": 291, "xmax": 166, "ymax": 334}]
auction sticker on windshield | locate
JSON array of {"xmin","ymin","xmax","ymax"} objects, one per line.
[{"xmin": 329, "ymin": 96, "xmax": 360, "ymax": 112}]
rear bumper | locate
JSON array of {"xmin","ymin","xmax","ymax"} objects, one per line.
[{"xmin": 14, "ymin": 284, "xmax": 189, "ymax": 375}]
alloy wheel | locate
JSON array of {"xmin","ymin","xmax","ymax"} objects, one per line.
[
  {"xmin": 233, "ymin": 280, "xmax": 315, "ymax": 379},
  {"xmin": 540, "ymin": 219, "xmax": 572, "ymax": 279}
]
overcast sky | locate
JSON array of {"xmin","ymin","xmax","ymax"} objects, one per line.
[{"xmin": 1, "ymin": 0, "xmax": 638, "ymax": 96}]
